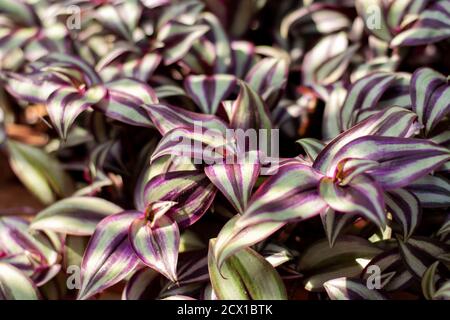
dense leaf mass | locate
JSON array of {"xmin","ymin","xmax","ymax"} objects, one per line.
[{"xmin": 0, "ymin": 0, "xmax": 449, "ymax": 300}]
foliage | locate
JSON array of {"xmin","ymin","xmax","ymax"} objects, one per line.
[{"xmin": 0, "ymin": 0, "xmax": 450, "ymax": 300}]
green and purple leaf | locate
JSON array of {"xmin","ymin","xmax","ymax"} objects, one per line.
[
  {"xmin": 129, "ymin": 202, "xmax": 179, "ymax": 282},
  {"xmin": 184, "ymin": 74, "xmax": 236, "ymax": 114},
  {"xmin": 78, "ymin": 212, "xmax": 141, "ymax": 300}
]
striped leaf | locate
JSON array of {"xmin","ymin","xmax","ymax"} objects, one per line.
[
  {"xmin": 47, "ymin": 85, "xmax": 107, "ymax": 139},
  {"xmin": 237, "ymin": 163, "xmax": 327, "ymax": 228},
  {"xmin": 386, "ymin": 0, "xmax": 430, "ymax": 31},
  {"xmin": 361, "ymin": 249, "xmax": 414, "ymax": 292},
  {"xmin": 297, "ymin": 138, "xmax": 325, "ymax": 161},
  {"xmin": 134, "ymin": 155, "xmax": 198, "ymax": 211},
  {"xmin": 201, "ymin": 12, "xmax": 232, "ymax": 73},
  {"xmin": 411, "ymin": 68, "xmax": 450, "ymax": 134},
  {"xmin": 385, "ymin": 189, "xmax": 421, "ymax": 239},
  {"xmin": 323, "ymin": 85, "xmax": 347, "ymax": 140},
  {"xmin": 144, "ymin": 170, "xmax": 217, "ymax": 227},
  {"xmin": 204, "ymin": 159, "xmax": 260, "ymax": 214},
  {"xmin": 129, "ymin": 202, "xmax": 179, "ymax": 282},
  {"xmin": 245, "ymin": 57, "xmax": 288, "ymax": 101},
  {"xmin": 0, "ymin": 0, "xmax": 39, "ymax": 26},
  {"xmin": 324, "ymin": 277, "xmax": 386, "ymax": 300},
  {"xmin": 319, "ymin": 175, "xmax": 386, "ymax": 229},
  {"xmin": 329, "ymin": 136, "xmax": 450, "ymax": 189},
  {"xmin": 230, "ymin": 41, "xmax": 255, "ymax": 78},
  {"xmin": 398, "ymin": 237, "xmax": 449, "ymax": 278},
  {"xmin": 4, "ymin": 71, "xmax": 66, "ymax": 104},
  {"xmin": 0, "ymin": 263, "xmax": 40, "ymax": 300},
  {"xmin": 154, "ymin": 85, "xmax": 187, "ymax": 100},
  {"xmin": 314, "ymin": 107, "xmax": 420, "ymax": 175},
  {"xmin": 184, "ymin": 74, "xmax": 236, "ymax": 114},
  {"xmin": 339, "ymin": 72, "xmax": 397, "ymax": 131},
  {"xmin": 213, "ymin": 215, "xmax": 285, "ymax": 269},
  {"xmin": 30, "ymin": 197, "xmax": 123, "ymax": 236},
  {"xmin": 230, "ymin": 80, "xmax": 272, "ymax": 131},
  {"xmin": 146, "ymin": 103, "xmax": 230, "ymax": 135},
  {"xmin": 97, "ymin": 78, "xmax": 158, "ymax": 127},
  {"xmin": 157, "ymin": 22, "xmax": 209, "ymax": 65},
  {"xmin": 356, "ymin": 0, "xmax": 392, "ymax": 42},
  {"xmin": 179, "ymin": 38, "xmax": 216, "ymax": 74},
  {"xmin": 95, "ymin": 4, "xmax": 134, "ymax": 41},
  {"xmin": 0, "ymin": 27, "xmax": 38, "ymax": 65},
  {"xmin": 391, "ymin": 1, "xmax": 450, "ymax": 47},
  {"xmin": 150, "ymin": 127, "xmax": 235, "ymax": 164},
  {"xmin": 377, "ymin": 73, "xmax": 412, "ymax": 110},
  {"xmin": 40, "ymin": 53, "xmax": 102, "ymax": 86},
  {"xmin": 320, "ymin": 209, "xmax": 357, "ymax": 248},
  {"xmin": 334, "ymin": 158, "xmax": 380, "ymax": 186},
  {"xmin": 78, "ymin": 212, "xmax": 141, "ymax": 300},
  {"xmin": 119, "ymin": 52, "xmax": 161, "ymax": 82},
  {"xmin": 155, "ymin": 0, "xmax": 203, "ymax": 28},
  {"xmin": 6, "ymin": 140, "xmax": 74, "ymax": 204},
  {"xmin": 0, "ymin": 217, "xmax": 59, "ymax": 273},
  {"xmin": 280, "ymin": 3, "xmax": 351, "ymax": 37},
  {"xmin": 302, "ymin": 32, "xmax": 358, "ymax": 86},
  {"xmin": 208, "ymin": 239, "xmax": 287, "ymax": 300}
]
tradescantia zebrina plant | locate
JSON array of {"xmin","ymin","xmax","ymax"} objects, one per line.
[{"xmin": 0, "ymin": 0, "xmax": 449, "ymax": 301}]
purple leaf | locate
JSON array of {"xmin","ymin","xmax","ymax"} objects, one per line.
[
  {"xmin": 385, "ymin": 189, "xmax": 421, "ymax": 239},
  {"xmin": 245, "ymin": 57, "xmax": 288, "ymax": 101},
  {"xmin": 0, "ymin": 263, "xmax": 40, "ymax": 300},
  {"xmin": 339, "ymin": 72, "xmax": 398, "ymax": 131},
  {"xmin": 237, "ymin": 163, "xmax": 327, "ymax": 227},
  {"xmin": 150, "ymin": 127, "xmax": 235, "ymax": 164},
  {"xmin": 157, "ymin": 22, "xmax": 209, "ymax": 65},
  {"xmin": 230, "ymin": 41, "xmax": 255, "ymax": 78},
  {"xmin": 319, "ymin": 175, "xmax": 386, "ymax": 228},
  {"xmin": 204, "ymin": 157, "xmax": 260, "ymax": 214},
  {"xmin": 320, "ymin": 208, "xmax": 357, "ymax": 247},
  {"xmin": 96, "ymin": 78, "xmax": 158, "ymax": 127},
  {"xmin": 184, "ymin": 74, "xmax": 236, "ymax": 114},
  {"xmin": 146, "ymin": 103, "xmax": 230, "ymax": 135},
  {"xmin": 129, "ymin": 202, "xmax": 179, "ymax": 282},
  {"xmin": 47, "ymin": 85, "xmax": 107, "ymax": 139},
  {"xmin": 30, "ymin": 197, "xmax": 123, "ymax": 236},
  {"xmin": 391, "ymin": 1, "xmax": 450, "ymax": 47},
  {"xmin": 230, "ymin": 80, "xmax": 272, "ymax": 130},
  {"xmin": 213, "ymin": 215, "xmax": 285, "ymax": 269},
  {"xmin": 411, "ymin": 68, "xmax": 450, "ymax": 133},
  {"xmin": 314, "ymin": 107, "xmax": 420, "ymax": 175},
  {"xmin": 144, "ymin": 170, "xmax": 217, "ymax": 227},
  {"xmin": 407, "ymin": 175, "xmax": 450, "ymax": 208},
  {"xmin": 330, "ymin": 136, "xmax": 450, "ymax": 189},
  {"xmin": 78, "ymin": 211, "xmax": 141, "ymax": 300}
]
